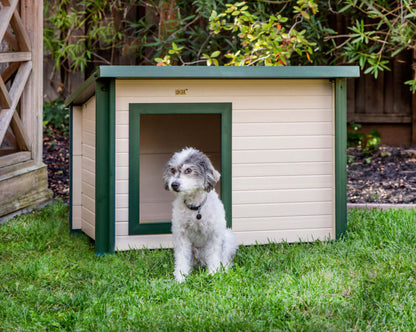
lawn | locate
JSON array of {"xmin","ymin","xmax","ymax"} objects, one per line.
[{"xmin": 1, "ymin": 201, "xmax": 416, "ymax": 331}]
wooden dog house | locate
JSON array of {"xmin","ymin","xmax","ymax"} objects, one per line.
[{"xmin": 66, "ymin": 66, "xmax": 359, "ymax": 254}]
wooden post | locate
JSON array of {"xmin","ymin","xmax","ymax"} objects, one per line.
[
  {"xmin": 0, "ymin": 0, "xmax": 52, "ymax": 222},
  {"xmin": 412, "ymin": 48, "xmax": 416, "ymax": 145}
]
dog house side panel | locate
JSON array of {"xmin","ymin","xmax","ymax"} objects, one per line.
[
  {"xmin": 80, "ymin": 96, "xmax": 96, "ymax": 240},
  {"xmin": 113, "ymin": 78, "xmax": 335, "ymax": 249}
]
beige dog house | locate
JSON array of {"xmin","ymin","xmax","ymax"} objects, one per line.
[{"xmin": 66, "ymin": 66, "xmax": 359, "ymax": 254}]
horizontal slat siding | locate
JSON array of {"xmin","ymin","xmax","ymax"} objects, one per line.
[
  {"xmin": 233, "ymin": 202, "xmax": 333, "ymax": 218},
  {"xmin": 233, "ymin": 162, "xmax": 333, "ymax": 177},
  {"xmin": 234, "ymin": 109, "xmax": 332, "ymax": 123},
  {"xmin": 233, "ymin": 136, "xmax": 333, "ymax": 150},
  {"xmin": 114, "ymin": 79, "xmax": 335, "ymax": 246},
  {"xmin": 116, "ymin": 180, "xmax": 128, "ymax": 195},
  {"xmin": 82, "ymin": 193, "xmax": 95, "ymax": 214},
  {"xmin": 233, "ymin": 175, "xmax": 333, "ymax": 190},
  {"xmin": 116, "ymin": 79, "xmax": 332, "ymax": 97},
  {"xmin": 81, "ymin": 218, "xmax": 95, "ymax": 240},
  {"xmin": 233, "ymin": 188, "xmax": 333, "ymax": 204},
  {"xmin": 116, "ymin": 208, "xmax": 128, "ymax": 222},
  {"xmin": 81, "ymin": 96, "xmax": 96, "ymax": 240},
  {"xmin": 115, "ymin": 215, "xmax": 333, "ymax": 236},
  {"xmin": 82, "ymin": 132, "xmax": 95, "ymax": 148},
  {"xmin": 235, "ymin": 229, "xmax": 334, "ymax": 246},
  {"xmin": 114, "ymin": 229, "xmax": 333, "ymax": 250},
  {"xmin": 233, "ymin": 123, "xmax": 332, "ymax": 136},
  {"xmin": 233, "ymin": 149, "xmax": 333, "ymax": 164},
  {"xmin": 116, "ymin": 96, "xmax": 331, "ymax": 111},
  {"xmin": 116, "ymin": 234, "xmax": 174, "ymax": 250},
  {"xmin": 233, "ymin": 215, "xmax": 333, "ymax": 232},
  {"xmin": 82, "ymin": 182, "xmax": 95, "ymax": 200},
  {"xmin": 81, "ymin": 169, "xmax": 95, "ymax": 187},
  {"xmin": 72, "ymin": 205, "xmax": 81, "ymax": 229},
  {"xmin": 72, "ymin": 106, "xmax": 82, "ymax": 229}
]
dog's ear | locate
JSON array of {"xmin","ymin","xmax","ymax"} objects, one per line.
[
  {"xmin": 201, "ymin": 157, "xmax": 221, "ymax": 192},
  {"xmin": 162, "ymin": 163, "xmax": 172, "ymax": 190}
]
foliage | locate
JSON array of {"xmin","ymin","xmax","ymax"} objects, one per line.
[
  {"xmin": 156, "ymin": 0, "xmax": 322, "ymax": 66},
  {"xmin": 43, "ymin": 99, "xmax": 69, "ymax": 136},
  {"xmin": 43, "ymin": 1, "xmax": 234, "ymax": 71},
  {"xmin": 44, "ymin": 0, "xmax": 122, "ymax": 72},
  {"xmin": 347, "ymin": 121, "xmax": 381, "ymax": 154},
  {"xmin": 154, "ymin": 0, "xmax": 416, "ymax": 91},
  {"xmin": 209, "ymin": 1, "xmax": 316, "ymax": 66},
  {"xmin": 2, "ymin": 202, "xmax": 416, "ymax": 330},
  {"xmin": 327, "ymin": 0, "xmax": 416, "ymax": 87},
  {"xmin": 44, "ymin": 1, "xmax": 416, "ymax": 92}
]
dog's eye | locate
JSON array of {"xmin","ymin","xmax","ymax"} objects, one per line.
[
  {"xmin": 184, "ymin": 168, "xmax": 192, "ymax": 175},
  {"xmin": 170, "ymin": 168, "xmax": 176, "ymax": 174}
]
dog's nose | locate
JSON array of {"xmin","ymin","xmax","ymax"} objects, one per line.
[{"xmin": 171, "ymin": 181, "xmax": 180, "ymax": 192}]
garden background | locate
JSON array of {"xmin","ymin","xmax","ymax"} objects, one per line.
[{"xmin": 40, "ymin": 0, "xmax": 416, "ymax": 204}]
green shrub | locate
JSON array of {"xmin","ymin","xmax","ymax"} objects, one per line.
[
  {"xmin": 43, "ymin": 99, "xmax": 69, "ymax": 136},
  {"xmin": 347, "ymin": 121, "xmax": 381, "ymax": 153}
]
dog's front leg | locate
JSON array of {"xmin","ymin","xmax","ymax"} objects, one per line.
[
  {"xmin": 205, "ymin": 241, "xmax": 222, "ymax": 275},
  {"xmin": 173, "ymin": 239, "xmax": 193, "ymax": 282}
]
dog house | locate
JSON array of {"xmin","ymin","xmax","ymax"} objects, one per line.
[{"xmin": 66, "ymin": 66, "xmax": 359, "ymax": 254}]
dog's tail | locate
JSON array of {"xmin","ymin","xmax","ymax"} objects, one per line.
[{"xmin": 221, "ymin": 229, "xmax": 239, "ymax": 268}]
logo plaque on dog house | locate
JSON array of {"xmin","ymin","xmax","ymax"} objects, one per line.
[{"xmin": 66, "ymin": 66, "xmax": 359, "ymax": 255}]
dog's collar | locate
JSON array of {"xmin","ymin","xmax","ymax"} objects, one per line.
[{"xmin": 184, "ymin": 195, "xmax": 208, "ymax": 220}]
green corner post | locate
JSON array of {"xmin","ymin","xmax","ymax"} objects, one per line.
[
  {"xmin": 335, "ymin": 78, "xmax": 348, "ymax": 238},
  {"xmin": 95, "ymin": 78, "xmax": 116, "ymax": 255}
]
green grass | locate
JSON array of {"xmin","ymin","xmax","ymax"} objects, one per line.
[{"xmin": 1, "ymin": 201, "xmax": 416, "ymax": 331}]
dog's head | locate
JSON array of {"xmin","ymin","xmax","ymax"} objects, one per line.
[{"xmin": 163, "ymin": 147, "xmax": 221, "ymax": 195}]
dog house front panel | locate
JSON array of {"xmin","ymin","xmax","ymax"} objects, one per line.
[{"xmin": 113, "ymin": 78, "xmax": 335, "ymax": 250}]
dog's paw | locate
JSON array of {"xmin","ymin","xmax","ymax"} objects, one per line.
[{"xmin": 174, "ymin": 271, "xmax": 186, "ymax": 283}]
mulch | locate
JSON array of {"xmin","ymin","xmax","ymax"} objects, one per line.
[
  {"xmin": 42, "ymin": 128, "xmax": 416, "ymax": 205},
  {"xmin": 43, "ymin": 127, "xmax": 70, "ymax": 203},
  {"xmin": 347, "ymin": 146, "xmax": 416, "ymax": 204}
]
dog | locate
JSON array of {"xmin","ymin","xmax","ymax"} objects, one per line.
[{"xmin": 163, "ymin": 147, "xmax": 238, "ymax": 282}]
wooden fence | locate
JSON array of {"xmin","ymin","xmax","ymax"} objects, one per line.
[{"xmin": 347, "ymin": 49, "xmax": 416, "ymax": 145}]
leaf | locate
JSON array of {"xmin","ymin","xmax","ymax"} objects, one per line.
[
  {"xmin": 211, "ymin": 51, "xmax": 221, "ymax": 58},
  {"xmin": 300, "ymin": 10, "xmax": 310, "ymax": 19}
]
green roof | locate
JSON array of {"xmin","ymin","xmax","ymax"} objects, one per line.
[{"xmin": 66, "ymin": 65, "xmax": 359, "ymax": 105}]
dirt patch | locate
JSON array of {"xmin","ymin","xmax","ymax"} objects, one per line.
[
  {"xmin": 347, "ymin": 146, "xmax": 416, "ymax": 204},
  {"xmin": 43, "ymin": 127, "xmax": 69, "ymax": 203}
]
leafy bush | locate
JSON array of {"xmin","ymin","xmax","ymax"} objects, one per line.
[
  {"xmin": 43, "ymin": 99, "xmax": 69, "ymax": 136},
  {"xmin": 347, "ymin": 121, "xmax": 381, "ymax": 153},
  {"xmin": 44, "ymin": 1, "xmax": 416, "ymax": 93},
  {"xmin": 156, "ymin": 0, "xmax": 321, "ymax": 66}
]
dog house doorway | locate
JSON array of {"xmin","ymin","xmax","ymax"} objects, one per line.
[{"xmin": 128, "ymin": 103, "xmax": 232, "ymax": 235}]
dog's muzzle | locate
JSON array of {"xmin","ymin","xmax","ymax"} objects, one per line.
[{"xmin": 171, "ymin": 181, "xmax": 180, "ymax": 192}]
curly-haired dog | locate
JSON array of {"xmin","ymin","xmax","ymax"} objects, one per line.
[{"xmin": 163, "ymin": 147, "xmax": 238, "ymax": 282}]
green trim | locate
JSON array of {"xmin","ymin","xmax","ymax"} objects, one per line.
[
  {"xmin": 128, "ymin": 103, "xmax": 232, "ymax": 235},
  {"xmin": 69, "ymin": 105, "xmax": 74, "ymax": 231},
  {"xmin": 221, "ymin": 108, "xmax": 232, "ymax": 228},
  {"xmin": 95, "ymin": 79, "xmax": 116, "ymax": 254},
  {"xmin": 98, "ymin": 65, "xmax": 359, "ymax": 80},
  {"xmin": 335, "ymin": 79, "xmax": 348, "ymax": 238},
  {"xmin": 64, "ymin": 72, "xmax": 98, "ymax": 106}
]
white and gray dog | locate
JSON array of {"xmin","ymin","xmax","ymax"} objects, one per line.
[{"xmin": 163, "ymin": 147, "xmax": 238, "ymax": 282}]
